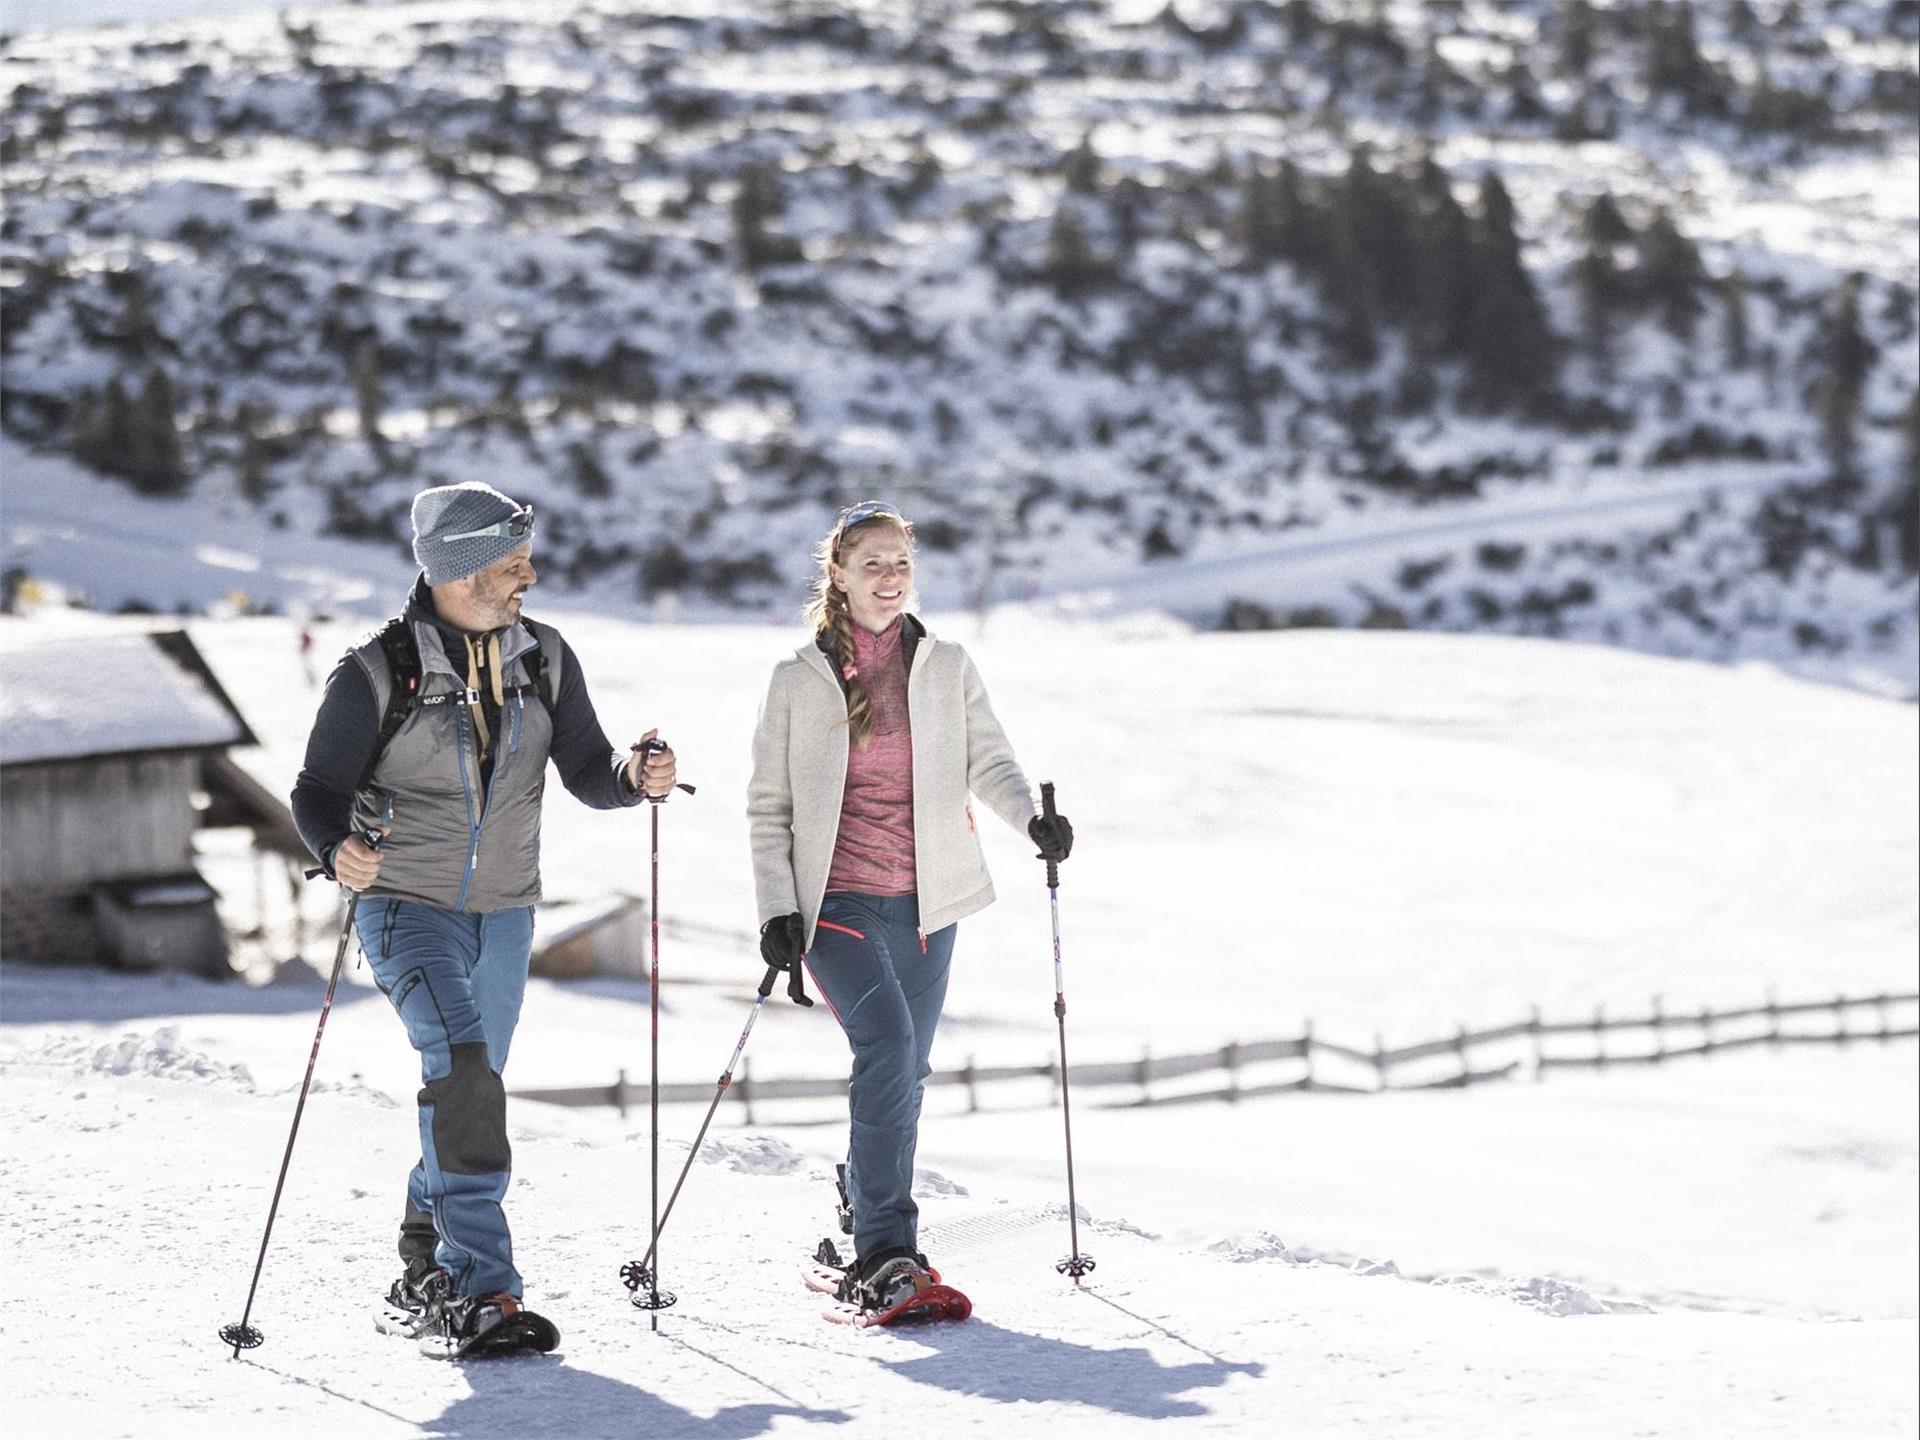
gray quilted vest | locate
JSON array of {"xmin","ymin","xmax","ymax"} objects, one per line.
[{"xmin": 347, "ymin": 616, "xmax": 562, "ymax": 912}]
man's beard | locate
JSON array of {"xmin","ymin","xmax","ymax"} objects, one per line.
[{"xmin": 473, "ymin": 581, "xmax": 524, "ymax": 628}]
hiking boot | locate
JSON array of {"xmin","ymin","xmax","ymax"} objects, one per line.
[{"xmin": 387, "ymin": 1265, "xmax": 451, "ymax": 1317}]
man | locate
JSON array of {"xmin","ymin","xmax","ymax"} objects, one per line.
[{"xmin": 291, "ymin": 481, "xmax": 676, "ymax": 1351}]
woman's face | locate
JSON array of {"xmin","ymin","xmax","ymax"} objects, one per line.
[{"xmin": 831, "ymin": 521, "xmax": 914, "ymax": 634}]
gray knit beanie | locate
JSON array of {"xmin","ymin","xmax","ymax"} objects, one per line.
[{"xmin": 410, "ymin": 483, "xmax": 535, "ymax": 585}]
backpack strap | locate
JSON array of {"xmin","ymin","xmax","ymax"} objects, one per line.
[
  {"xmin": 519, "ymin": 617, "xmax": 562, "ymax": 715},
  {"xmin": 355, "ymin": 616, "xmax": 420, "ymax": 794}
]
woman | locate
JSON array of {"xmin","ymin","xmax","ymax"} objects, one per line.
[{"xmin": 748, "ymin": 500, "xmax": 1074, "ymax": 1315}]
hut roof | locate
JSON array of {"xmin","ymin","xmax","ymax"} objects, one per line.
[{"xmin": 0, "ymin": 629, "xmax": 257, "ymax": 767}]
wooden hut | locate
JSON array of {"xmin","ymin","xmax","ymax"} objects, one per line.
[{"xmin": 0, "ymin": 628, "xmax": 284, "ymax": 974}]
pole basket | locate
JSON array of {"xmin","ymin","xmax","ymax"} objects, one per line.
[
  {"xmin": 219, "ymin": 1322, "xmax": 264, "ymax": 1351},
  {"xmin": 620, "ymin": 1260, "xmax": 678, "ymax": 1311},
  {"xmin": 1056, "ymin": 1254, "xmax": 1097, "ymax": 1279}
]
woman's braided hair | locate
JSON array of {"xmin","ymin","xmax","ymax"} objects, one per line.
[{"xmin": 804, "ymin": 505, "xmax": 914, "ymax": 749}]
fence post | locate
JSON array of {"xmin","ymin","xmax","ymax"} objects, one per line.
[
  {"xmin": 1833, "ymin": 992, "xmax": 1849, "ymax": 1047},
  {"xmin": 614, "ymin": 1068, "xmax": 628, "ymax": 1121},
  {"xmin": 1528, "ymin": 1005, "xmax": 1544, "ymax": 1080},
  {"xmin": 1767, "ymin": 987, "xmax": 1781, "ymax": 1049},
  {"xmin": 1876, "ymin": 993, "xmax": 1891, "ymax": 1044},
  {"xmin": 962, "ymin": 1054, "xmax": 979, "ymax": 1114},
  {"xmin": 1699, "ymin": 1004, "xmax": 1715, "ymax": 1056},
  {"xmin": 1301, "ymin": 1019, "xmax": 1314, "ymax": 1092},
  {"xmin": 1136, "ymin": 1046, "xmax": 1152, "ymax": 1107},
  {"xmin": 738, "ymin": 1055, "xmax": 754, "ymax": 1126},
  {"xmin": 1650, "ymin": 994, "xmax": 1665, "ymax": 1066},
  {"xmin": 1451, "ymin": 1024, "xmax": 1470, "ymax": 1087},
  {"xmin": 1592, "ymin": 1002, "xmax": 1606, "ymax": 1069},
  {"xmin": 1222, "ymin": 1041, "xmax": 1241, "ymax": 1103},
  {"xmin": 1372, "ymin": 1032, "xmax": 1388, "ymax": 1093}
]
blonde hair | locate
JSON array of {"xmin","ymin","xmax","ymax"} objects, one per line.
[{"xmin": 803, "ymin": 504, "xmax": 915, "ymax": 749}]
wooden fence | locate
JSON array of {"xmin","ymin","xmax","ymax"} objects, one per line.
[{"xmin": 509, "ymin": 988, "xmax": 1920, "ymax": 1122}]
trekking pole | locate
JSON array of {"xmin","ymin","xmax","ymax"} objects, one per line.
[
  {"xmin": 627, "ymin": 739, "xmax": 696, "ymax": 1330},
  {"xmin": 620, "ymin": 958, "xmax": 804, "ymax": 1309},
  {"xmin": 220, "ymin": 832, "xmax": 382, "ymax": 1355},
  {"xmin": 1040, "ymin": 782, "xmax": 1095, "ymax": 1283}
]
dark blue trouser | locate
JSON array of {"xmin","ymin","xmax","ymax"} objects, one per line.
[
  {"xmin": 355, "ymin": 897, "xmax": 534, "ymax": 1299},
  {"xmin": 803, "ymin": 892, "xmax": 956, "ymax": 1263}
]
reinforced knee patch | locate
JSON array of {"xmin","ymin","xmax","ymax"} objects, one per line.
[{"xmin": 420, "ymin": 1041, "xmax": 511, "ymax": 1175}]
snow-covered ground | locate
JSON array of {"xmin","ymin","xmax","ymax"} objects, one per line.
[
  {"xmin": 2, "ymin": 1028, "xmax": 1914, "ymax": 1440},
  {"xmin": 1, "ymin": 606, "xmax": 1915, "ymax": 1436}
]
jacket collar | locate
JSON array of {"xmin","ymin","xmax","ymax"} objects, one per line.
[
  {"xmin": 807, "ymin": 613, "xmax": 926, "ymax": 692},
  {"xmin": 406, "ymin": 573, "xmax": 537, "ymax": 678}
]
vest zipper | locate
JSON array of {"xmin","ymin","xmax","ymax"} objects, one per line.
[{"xmin": 453, "ymin": 706, "xmax": 482, "ymax": 911}]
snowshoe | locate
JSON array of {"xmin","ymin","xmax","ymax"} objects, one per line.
[
  {"xmin": 803, "ymin": 1239, "xmax": 970, "ymax": 1329},
  {"xmin": 418, "ymin": 1292, "xmax": 560, "ymax": 1360}
]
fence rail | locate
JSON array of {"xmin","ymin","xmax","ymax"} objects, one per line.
[{"xmin": 510, "ymin": 989, "xmax": 1920, "ymax": 1121}]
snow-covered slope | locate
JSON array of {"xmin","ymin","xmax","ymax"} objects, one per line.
[{"xmin": 3, "ymin": 0, "xmax": 1916, "ymax": 690}]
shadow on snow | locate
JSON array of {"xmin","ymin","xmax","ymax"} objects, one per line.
[
  {"xmin": 878, "ymin": 1313, "xmax": 1263, "ymax": 1420},
  {"xmin": 423, "ymin": 1354, "xmax": 852, "ymax": 1439}
]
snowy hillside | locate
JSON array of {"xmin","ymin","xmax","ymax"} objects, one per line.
[
  {"xmin": 1, "ymin": 3, "xmax": 1917, "ymax": 1431},
  {"xmin": 3, "ymin": 0, "xmax": 1917, "ymax": 690}
]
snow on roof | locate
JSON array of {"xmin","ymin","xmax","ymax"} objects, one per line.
[{"xmin": 0, "ymin": 631, "xmax": 250, "ymax": 765}]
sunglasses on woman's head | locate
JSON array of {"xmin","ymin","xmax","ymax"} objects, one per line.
[
  {"xmin": 439, "ymin": 505, "xmax": 535, "ymax": 543},
  {"xmin": 837, "ymin": 501, "xmax": 902, "ymax": 530}
]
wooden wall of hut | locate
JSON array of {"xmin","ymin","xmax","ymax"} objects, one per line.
[{"xmin": 0, "ymin": 754, "xmax": 200, "ymax": 890}]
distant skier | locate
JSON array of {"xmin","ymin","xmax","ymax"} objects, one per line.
[
  {"xmin": 291, "ymin": 482, "xmax": 678, "ymax": 1356},
  {"xmin": 297, "ymin": 623, "xmax": 316, "ymax": 686},
  {"xmin": 748, "ymin": 500, "xmax": 1073, "ymax": 1322}
]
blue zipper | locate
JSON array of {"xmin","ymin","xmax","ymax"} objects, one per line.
[{"xmin": 453, "ymin": 705, "xmax": 481, "ymax": 911}]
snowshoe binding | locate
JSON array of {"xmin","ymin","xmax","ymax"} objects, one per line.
[
  {"xmin": 374, "ymin": 1265, "xmax": 450, "ymax": 1340},
  {"xmin": 418, "ymin": 1292, "xmax": 560, "ymax": 1360},
  {"xmin": 804, "ymin": 1239, "xmax": 970, "ymax": 1329},
  {"xmin": 833, "ymin": 1163, "xmax": 854, "ymax": 1236}
]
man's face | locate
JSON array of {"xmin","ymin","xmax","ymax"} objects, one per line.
[{"xmin": 466, "ymin": 543, "xmax": 536, "ymax": 628}]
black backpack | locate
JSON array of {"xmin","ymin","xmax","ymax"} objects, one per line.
[{"xmin": 354, "ymin": 615, "xmax": 556, "ymax": 793}]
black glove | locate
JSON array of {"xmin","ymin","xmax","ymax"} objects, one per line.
[
  {"xmin": 1028, "ymin": 812, "xmax": 1074, "ymax": 864},
  {"xmin": 759, "ymin": 913, "xmax": 812, "ymax": 1006}
]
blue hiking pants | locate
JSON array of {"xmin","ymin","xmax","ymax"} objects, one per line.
[
  {"xmin": 355, "ymin": 897, "xmax": 534, "ymax": 1299},
  {"xmin": 802, "ymin": 892, "xmax": 956, "ymax": 1264}
]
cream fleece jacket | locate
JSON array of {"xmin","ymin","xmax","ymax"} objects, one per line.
[{"xmin": 747, "ymin": 624, "xmax": 1038, "ymax": 946}]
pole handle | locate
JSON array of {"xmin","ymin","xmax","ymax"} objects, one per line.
[
  {"xmin": 756, "ymin": 962, "xmax": 780, "ymax": 999},
  {"xmin": 1040, "ymin": 781, "xmax": 1060, "ymax": 889},
  {"xmin": 634, "ymin": 738, "xmax": 697, "ymax": 803},
  {"xmin": 303, "ymin": 828, "xmax": 385, "ymax": 882}
]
